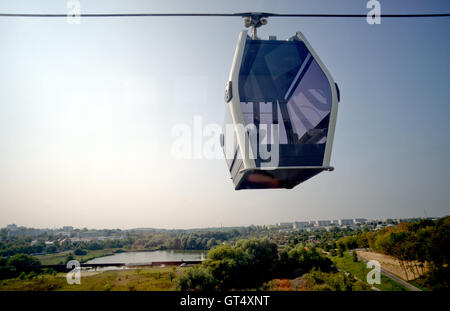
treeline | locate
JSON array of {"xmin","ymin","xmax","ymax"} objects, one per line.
[
  {"xmin": 130, "ymin": 228, "xmax": 255, "ymax": 251},
  {"xmin": 71, "ymin": 238, "xmax": 133, "ymax": 251},
  {"xmin": 175, "ymin": 238, "xmax": 340, "ymax": 290},
  {"xmin": 0, "ymin": 237, "xmax": 134, "ymax": 257},
  {"xmin": 0, "ymin": 239, "xmax": 48, "ymax": 257},
  {"xmin": 0, "ymin": 227, "xmax": 256, "ymax": 258},
  {"xmin": 336, "ymin": 216, "xmax": 450, "ymax": 290},
  {"xmin": 0, "ymin": 254, "xmax": 43, "ymax": 280}
]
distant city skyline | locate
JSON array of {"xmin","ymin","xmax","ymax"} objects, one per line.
[
  {"xmin": 3, "ymin": 214, "xmax": 443, "ymax": 231},
  {"xmin": 1, "ymin": 1, "xmax": 449, "ymax": 229}
]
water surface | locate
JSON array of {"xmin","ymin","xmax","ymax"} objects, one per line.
[{"xmin": 86, "ymin": 250, "xmax": 206, "ymax": 264}]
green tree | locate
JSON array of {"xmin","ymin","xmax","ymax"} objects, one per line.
[
  {"xmin": 175, "ymin": 266, "xmax": 217, "ymax": 291},
  {"xmin": 206, "ymin": 238, "xmax": 217, "ymax": 249},
  {"xmin": 180, "ymin": 238, "xmax": 279, "ymax": 290},
  {"xmin": 65, "ymin": 253, "xmax": 75, "ymax": 264},
  {"xmin": 74, "ymin": 248, "xmax": 87, "ymax": 256},
  {"xmin": 7, "ymin": 254, "xmax": 40, "ymax": 272},
  {"xmin": 277, "ymin": 246, "xmax": 335, "ymax": 279},
  {"xmin": 337, "ymin": 242, "xmax": 345, "ymax": 257},
  {"xmin": 352, "ymin": 250, "xmax": 358, "ymax": 262}
]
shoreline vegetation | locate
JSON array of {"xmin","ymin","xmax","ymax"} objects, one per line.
[
  {"xmin": 0, "ymin": 217, "xmax": 448, "ymax": 291},
  {"xmin": 34, "ymin": 248, "xmax": 205, "ymax": 265},
  {"xmin": 35, "ymin": 248, "xmax": 123, "ymax": 265}
]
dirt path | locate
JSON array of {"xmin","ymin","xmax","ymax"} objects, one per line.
[
  {"xmin": 356, "ymin": 250, "xmax": 425, "ymax": 281},
  {"xmin": 355, "ymin": 250, "xmax": 422, "ymax": 291}
]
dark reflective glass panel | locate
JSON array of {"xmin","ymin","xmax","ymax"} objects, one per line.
[{"xmin": 238, "ymin": 40, "xmax": 332, "ymax": 167}]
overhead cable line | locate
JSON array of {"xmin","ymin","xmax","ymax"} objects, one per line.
[{"xmin": 0, "ymin": 12, "xmax": 450, "ymax": 18}]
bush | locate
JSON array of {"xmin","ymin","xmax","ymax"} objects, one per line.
[
  {"xmin": 205, "ymin": 239, "xmax": 278, "ymax": 290},
  {"xmin": 86, "ymin": 242, "xmax": 103, "ymax": 251},
  {"xmin": 352, "ymin": 251, "xmax": 358, "ymax": 262},
  {"xmin": 175, "ymin": 266, "xmax": 217, "ymax": 291},
  {"xmin": 7, "ymin": 254, "xmax": 40, "ymax": 272},
  {"xmin": 0, "ymin": 266, "xmax": 17, "ymax": 280},
  {"xmin": 41, "ymin": 268, "xmax": 57, "ymax": 276},
  {"xmin": 74, "ymin": 248, "xmax": 87, "ymax": 256},
  {"xmin": 277, "ymin": 246, "xmax": 335, "ymax": 279},
  {"xmin": 300, "ymin": 269, "xmax": 370, "ymax": 291},
  {"xmin": 17, "ymin": 271, "xmax": 27, "ymax": 280},
  {"xmin": 26, "ymin": 271, "xmax": 37, "ymax": 279},
  {"xmin": 64, "ymin": 253, "xmax": 75, "ymax": 264},
  {"xmin": 46, "ymin": 245, "xmax": 57, "ymax": 253},
  {"xmin": 169, "ymin": 272, "xmax": 175, "ymax": 282},
  {"xmin": 177, "ymin": 238, "xmax": 335, "ymax": 291}
]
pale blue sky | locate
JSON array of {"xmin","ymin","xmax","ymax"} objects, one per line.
[{"xmin": 0, "ymin": 0, "xmax": 449, "ymax": 229}]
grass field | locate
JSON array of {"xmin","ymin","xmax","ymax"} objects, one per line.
[
  {"xmin": 408, "ymin": 279, "xmax": 430, "ymax": 291},
  {"xmin": 330, "ymin": 253, "xmax": 409, "ymax": 291},
  {"xmin": 0, "ymin": 266, "xmax": 179, "ymax": 291},
  {"xmin": 35, "ymin": 248, "xmax": 123, "ymax": 265},
  {"xmin": 1, "ymin": 251, "xmax": 412, "ymax": 291}
]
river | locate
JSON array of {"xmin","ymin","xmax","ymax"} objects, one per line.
[{"xmin": 86, "ymin": 250, "xmax": 206, "ymax": 265}]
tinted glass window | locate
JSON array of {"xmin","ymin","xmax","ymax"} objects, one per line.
[
  {"xmin": 239, "ymin": 40, "xmax": 309, "ymax": 102},
  {"xmin": 239, "ymin": 40, "xmax": 332, "ymax": 146}
]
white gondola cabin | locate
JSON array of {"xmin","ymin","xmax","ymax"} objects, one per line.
[{"xmin": 221, "ymin": 30, "xmax": 339, "ymax": 190}]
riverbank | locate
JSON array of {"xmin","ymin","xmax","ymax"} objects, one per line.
[{"xmin": 35, "ymin": 248, "xmax": 124, "ymax": 265}]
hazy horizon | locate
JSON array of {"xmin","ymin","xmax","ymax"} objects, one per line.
[
  {"xmin": 1, "ymin": 1, "xmax": 449, "ymax": 229},
  {"xmin": 3, "ymin": 213, "xmax": 447, "ymax": 231}
]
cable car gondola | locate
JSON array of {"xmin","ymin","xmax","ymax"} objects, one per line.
[{"xmin": 221, "ymin": 15, "xmax": 339, "ymax": 190}]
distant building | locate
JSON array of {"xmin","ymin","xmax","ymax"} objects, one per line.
[
  {"xmin": 339, "ymin": 219, "xmax": 354, "ymax": 226},
  {"xmin": 69, "ymin": 237, "xmax": 91, "ymax": 243},
  {"xmin": 278, "ymin": 228, "xmax": 292, "ymax": 233},
  {"xmin": 315, "ymin": 220, "xmax": 331, "ymax": 227},
  {"xmin": 58, "ymin": 238, "xmax": 70, "ymax": 245},
  {"xmin": 80, "ymin": 231, "xmax": 102, "ymax": 238},
  {"xmin": 277, "ymin": 222, "xmax": 292, "ymax": 228},
  {"xmin": 7, "ymin": 226, "xmax": 42, "ymax": 238},
  {"xmin": 96, "ymin": 236, "xmax": 122, "ymax": 241},
  {"xmin": 354, "ymin": 218, "xmax": 367, "ymax": 224},
  {"xmin": 293, "ymin": 221, "xmax": 309, "ymax": 230},
  {"xmin": 306, "ymin": 227, "xmax": 320, "ymax": 232},
  {"xmin": 6, "ymin": 224, "xmax": 18, "ymax": 230},
  {"xmin": 308, "ymin": 235, "xmax": 317, "ymax": 242},
  {"xmin": 62, "ymin": 226, "xmax": 74, "ymax": 232},
  {"xmin": 375, "ymin": 224, "xmax": 385, "ymax": 230}
]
